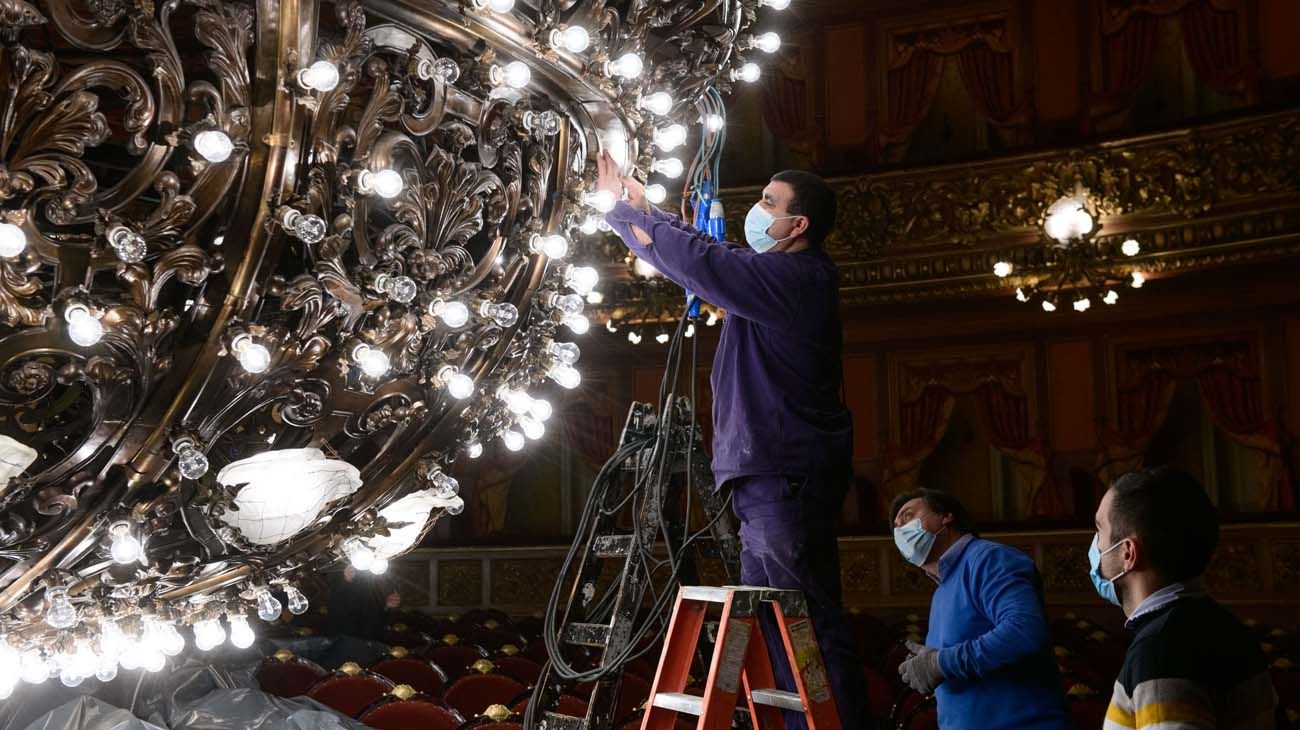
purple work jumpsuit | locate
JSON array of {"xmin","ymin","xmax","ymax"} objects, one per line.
[{"xmin": 605, "ymin": 201, "xmax": 871, "ymax": 729}]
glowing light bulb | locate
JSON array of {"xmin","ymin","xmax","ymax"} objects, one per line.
[
  {"xmin": 232, "ymin": 336, "xmax": 271, "ymax": 373},
  {"xmin": 628, "ymin": 331, "xmax": 642, "ymax": 344},
  {"xmin": 550, "ymin": 292, "xmax": 584, "ymax": 317},
  {"xmin": 685, "ymin": 323, "xmax": 695, "ymax": 338},
  {"xmin": 993, "ymin": 261, "xmax": 1013, "ymax": 278},
  {"xmin": 520, "ymin": 416, "xmax": 545, "ymax": 440},
  {"xmin": 530, "ymin": 233, "xmax": 569, "ymax": 258},
  {"xmin": 584, "ymin": 190, "xmax": 618, "ymax": 212},
  {"xmin": 655, "ymin": 332, "xmax": 670, "ymax": 344},
  {"xmin": 175, "ymin": 439, "xmax": 209, "ymax": 479},
  {"xmin": 428, "ymin": 469, "xmax": 460, "ymax": 499},
  {"xmin": 193, "ymin": 130, "xmax": 234, "ymax": 162},
  {"xmin": 753, "ymin": 32, "xmax": 781, "ymax": 53},
  {"xmin": 645, "ymin": 184, "xmax": 668, "ymax": 205},
  {"xmin": 353, "ymin": 344, "xmax": 390, "ymax": 378},
  {"xmin": 159, "ymin": 621, "xmax": 185, "ymax": 656},
  {"xmin": 0, "ymin": 222, "xmax": 26, "ymax": 257},
  {"xmin": 654, "ymin": 124, "xmax": 688, "ymax": 151},
  {"xmin": 578, "ymin": 216, "xmax": 601, "ymax": 235},
  {"xmin": 466, "ymin": 440, "xmax": 483, "ymax": 459},
  {"xmin": 1041, "ymin": 300, "xmax": 1057, "ymax": 312},
  {"xmin": 439, "ymin": 366, "xmax": 475, "ymax": 399},
  {"xmin": 1070, "ymin": 208, "xmax": 1094, "ymax": 237},
  {"xmin": 476, "ymin": 0, "xmax": 515, "ymax": 10},
  {"xmin": 1103, "ymin": 290, "xmax": 1119, "ymax": 305},
  {"xmin": 501, "ymin": 61, "xmax": 531, "ymax": 89},
  {"xmin": 280, "ymin": 208, "xmax": 327, "ymax": 244},
  {"xmin": 501, "ymin": 429, "xmax": 525, "ymax": 451},
  {"xmin": 430, "ymin": 299, "xmax": 470, "ymax": 328},
  {"xmin": 530, "ymin": 398, "xmax": 553, "ymax": 422},
  {"xmin": 547, "ymin": 340, "xmax": 581, "ymax": 365},
  {"xmin": 445, "ymin": 496, "xmax": 465, "ymax": 515},
  {"xmin": 1073, "ymin": 297, "xmax": 1091, "ymax": 312},
  {"xmin": 359, "ymin": 169, "xmax": 404, "ymax": 199},
  {"xmin": 345, "ymin": 539, "xmax": 375, "ymax": 571},
  {"xmin": 21, "ymin": 650, "xmax": 49, "ymax": 684},
  {"xmin": 733, "ymin": 62, "xmax": 762, "ymax": 83},
  {"xmin": 653, "ymin": 158, "xmax": 684, "ymax": 178},
  {"xmin": 60, "ymin": 669, "xmax": 83, "ymax": 687},
  {"xmin": 286, "ymin": 586, "xmax": 309, "ymax": 615},
  {"xmin": 564, "ymin": 265, "xmax": 599, "ymax": 295},
  {"xmin": 1131, "ymin": 272, "xmax": 1146, "ymax": 288},
  {"xmin": 1121, "ymin": 238, "xmax": 1141, "ymax": 256},
  {"xmin": 548, "ymin": 363, "xmax": 581, "ymax": 389},
  {"xmin": 761, "ymin": 0, "xmax": 791, "ymax": 8},
  {"xmin": 704, "ymin": 114, "xmax": 725, "ymax": 132},
  {"xmin": 641, "ymin": 92, "xmax": 674, "ymax": 116},
  {"xmin": 606, "ymin": 52, "xmax": 644, "ymax": 79},
  {"xmin": 298, "ymin": 60, "xmax": 340, "ymax": 92},
  {"xmin": 45, "ymin": 586, "xmax": 76, "ymax": 629},
  {"xmin": 95, "ymin": 660, "xmax": 117, "ymax": 683},
  {"xmin": 228, "ymin": 614, "xmax": 255, "ymax": 649},
  {"xmin": 193, "ymin": 619, "xmax": 226, "ymax": 651},
  {"xmin": 480, "ymin": 301, "xmax": 519, "ymax": 328},
  {"xmin": 370, "ymin": 558, "xmax": 389, "ymax": 575},
  {"xmin": 498, "ymin": 386, "xmax": 533, "ymax": 415},
  {"xmin": 64, "ymin": 304, "xmax": 104, "ymax": 347},
  {"xmin": 633, "ymin": 257, "xmax": 659, "ymax": 278},
  {"xmin": 551, "ymin": 25, "xmax": 590, "ymax": 53},
  {"xmin": 108, "ymin": 225, "xmax": 147, "ymax": 263},
  {"xmin": 109, "ymin": 524, "xmax": 142, "ymax": 564},
  {"xmin": 256, "ymin": 589, "xmax": 282, "ymax": 622},
  {"xmin": 564, "ymin": 314, "xmax": 590, "ymax": 334},
  {"xmin": 1015, "ymin": 288, "xmax": 1029, "ymax": 303}
]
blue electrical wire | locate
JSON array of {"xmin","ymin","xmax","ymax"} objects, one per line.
[{"xmin": 683, "ymin": 87, "xmax": 727, "ymax": 319}]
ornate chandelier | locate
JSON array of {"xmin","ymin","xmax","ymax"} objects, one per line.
[
  {"xmin": 992, "ymin": 183, "xmax": 1147, "ymax": 312},
  {"xmin": 0, "ymin": 0, "xmax": 769, "ymax": 692}
]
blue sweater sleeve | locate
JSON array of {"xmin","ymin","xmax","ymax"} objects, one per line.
[
  {"xmin": 937, "ymin": 547, "xmax": 1052, "ymax": 681},
  {"xmin": 604, "ymin": 200, "xmax": 802, "ymax": 329}
]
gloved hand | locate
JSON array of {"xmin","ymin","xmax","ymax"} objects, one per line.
[{"xmin": 898, "ymin": 640, "xmax": 944, "ymax": 694}]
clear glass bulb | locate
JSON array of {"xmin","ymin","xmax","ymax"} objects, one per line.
[
  {"xmin": 369, "ymin": 558, "xmax": 389, "ymax": 575},
  {"xmin": 60, "ymin": 669, "xmax": 83, "ymax": 687},
  {"xmin": 753, "ymin": 32, "xmax": 781, "ymax": 53},
  {"xmin": 345, "ymin": 539, "xmax": 375, "ymax": 571},
  {"xmin": 441, "ymin": 368, "xmax": 474, "ymax": 399},
  {"xmin": 160, "ymin": 621, "xmax": 185, "ymax": 656},
  {"xmin": 363, "ymin": 169, "xmax": 404, "ymax": 199},
  {"xmin": 519, "ymin": 416, "xmax": 545, "ymax": 440},
  {"xmin": 645, "ymin": 184, "xmax": 668, "ymax": 205},
  {"xmin": 377, "ymin": 274, "xmax": 417, "ymax": 304},
  {"xmin": 65, "ymin": 305, "xmax": 104, "ymax": 347},
  {"xmin": 21, "ymin": 650, "xmax": 49, "ymax": 684},
  {"xmin": 564, "ymin": 266, "xmax": 599, "ymax": 295},
  {"xmin": 429, "ymin": 470, "xmax": 460, "ymax": 499},
  {"xmin": 578, "ymin": 217, "xmax": 600, "ymax": 235},
  {"xmin": 485, "ymin": 0, "xmax": 514, "ymax": 10},
  {"xmin": 194, "ymin": 130, "xmax": 234, "ymax": 162},
  {"xmin": 279, "ymin": 208, "xmax": 326, "ymax": 244},
  {"xmin": 1103, "ymin": 290, "xmax": 1119, "ymax": 305},
  {"xmin": 142, "ymin": 650, "xmax": 165, "ymax": 673},
  {"xmin": 524, "ymin": 110, "xmax": 561, "ymax": 136},
  {"xmin": 761, "ymin": 0, "xmax": 791, "ymax": 8},
  {"xmin": 547, "ymin": 340, "xmax": 581, "ymax": 366},
  {"xmin": 176, "ymin": 441, "xmax": 209, "ymax": 479},
  {"xmin": 548, "ymin": 363, "xmax": 581, "ymax": 389},
  {"xmin": 45, "ymin": 586, "xmax": 76, "ymax": 629},
  {"xmin": 564, "ymin": 314, "xmax": 589, "ymax": 334},
  {"xmin": 530, "ymin": 398, "xmax": 554, "ymax": 422},
  {"xmin": 228, "ymin": 615, "xmax": 255, "ymax": 649},
  {"xmin": 734, "ymin": 62, "xmax": 761, "ymax": 83},
  {"xmin": 194, "ymin": 619, "xmax": 226, "ymax": 651},
  {"xmin": 641, "ymin": 92, "xmax": 674, "ymax": 116},
  {"xmin": 501, "ymin": 429, "xmax": 525, "ymax": 451},
  {"xmin": 551, "ymin": 292, "xmax": 584, "ymax": 316},
  {"xmin": 234, "ymin": 337, "xmax": 271, "ymax": 373},
  {"xmin": 502, "ymin": 61, "xmax": 531, "ymax": 89},
  {"xmin": 299, "ymin": 60, "xmax": 340, "ymax": 92},
  {"xmin": 110, "ymin": 527, "xmax": 142, "ymax": 564},
  {"xmin": 481, "ymin": 301, "xmax": 519, "ymax": 328},
  {"xmin": 426, "ymin": 57, "xmax": 460, "ymax": 83},
  {"xmin": 993, "ymin": 261, "xmax": 1012, "ymax": 278},
  {"xmin": 1131, "ymin": 271, "xmax": 1146, "ymax": 288},
  {"xmin": 95, "ymin": 659, "xmax": 118, "ymax": 683},
  {"xmin": 584, "ymin": 190, "xmax": 618, "ymax": 213},
  {"xmin": 445, "ymin": 496, "xmax": 465, "ymax": 516},
  {"xmin": 466, "ymin": 440, "xmax": 483, "ymax": 459},
  {"xmin": 256, "ymin": 589, "xmax": 282, "ymax": 622},
  {"xmin": 0, "ymin": 221, "xmax": 27, "ymax": 257},
  {"xmin": 704, "ymin": 113, "xmax": 726, "ymax": 132},
  {"xmin": 531, "ymin": 233, "xmax": 569, "ymax": 258},
  {"xmin": 498, "ymin": 386, "xmax": 533, "ymax": 415},
  {"xmin": 353, "ymin": 344, "xmax": 390, "ymax": 378},
  {"xmin": 655, "ymin": 124, "xmax": 688, "ymax": 151},
  {"xmin": 108, "ymin": 225, "xmax": 147, "ymax": 263},
  {"xmin": 607, "ymin": 52, "xmax": 643, "ymax": 79},
  {"xmin": 653, "ymin": 158, "xmax": 684, "ymax": 178},
  {"xmin": 1121, "ymin": 238, "xmax": 1140, "ymax": 256},
  {"xmin": 1073, "ymin": 297, "xmax": 1091, "ymax": 312},
  {"xmin": 286, "ymin": 585, "xmax": 309, "ymax": 615},
  {"xmin": 432, "ymin": 299, "xmax": 471, "ymax": 328},
  {"xmin": 553, "ymin": 25, "xmax": 590, "ymax": 53}
]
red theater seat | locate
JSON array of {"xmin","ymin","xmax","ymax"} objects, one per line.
[
  {"xmin": 256, "ymin": 649, "xmax": 327, "ymax": 698},
  {"xmin": 467, "ymin": 627, "xmax": 528, "ymax": 653},
  {"xmin": 370, "ymin": 652, "xmax": 449, "ymax": 696},
  {"xmin": 425, "ymin": 638, "xmax": 490, "ymax": 678},
  {"xmin": 442, "ymin": 671, "xmax": 527, "ymax": 719},
  {"xmin": 493, "ymin": 655, "xmax": 543, "ymax": 686},
  {"xmin": 306, "ymin": 662, "xmax": 395, "ymax": 717},
  {"xmin": 510, "ymin": 692, "xmax": 589, "ymax": 718},
  {"xmin": 358, "ymin": 693, "xmax": 463, "ymax": 730}
]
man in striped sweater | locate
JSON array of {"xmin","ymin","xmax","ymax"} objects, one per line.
[{"xmin": 1091, "ymin": 466, "xmax": 1284, "ymax": 729}]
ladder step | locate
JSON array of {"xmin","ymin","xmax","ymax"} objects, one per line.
[
  {"xmin": 542, "ymin": 712, "xmax": 587, "ymax": 730},
  {"xmin": 681, "ymin": 586, "xmax": 732, "ymax": 603},
  {"xmin": 593, "ymin": 534, "xmax": 634, "ymax": 558},
  {"xmin": 652, "ymin": 692, "xmax": 704, "ymax": 715},
  {"xmin": 750, "ymin": 689, "xmax": 806, "ymax": 711},
  {"xmin": 561, "ymin": 622, "xmax": 611, "ymax": 647}
]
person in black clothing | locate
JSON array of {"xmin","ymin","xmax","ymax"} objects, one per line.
[{"xmin": 324, "ymin": 566, "xmax": 400, "ymax": 642}]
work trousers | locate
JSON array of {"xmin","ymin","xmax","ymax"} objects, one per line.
[{"xmin": 730, "ymin": 473, "xmax": 872, "ymax": 730}]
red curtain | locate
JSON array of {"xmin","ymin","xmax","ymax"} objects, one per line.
[
  {"xmin": 975, "ymin": 381, "xmax": 1064, "ymax": 517},
  {"xmin": 881, "ymin": 50, "xmax": 944, "ymax": 147},
  {"xmin": 1095, "ymin": 368, "xmax": 1177, "ymax": 492},
  {"xmin": 1181, "ymin": 0, "xmax": 1249, "ymax": 93},
  {"xmin": 882, "ymin": 385, "xmax": 956, "ymax": 500},
  {"xmin": 1102, "ymin": 10, "xmax": 1162, "ymax": 96},
  {"xmin": 761, "ymin": 46, "xmax": 817, "ymax": 153},
  {"xmin": 1196, "ymin": 364, "xmax": 1294, "ymax": 511},
  {"xmin": 956, "ymin": 40, "xmax": 1019, "ymax": 123}
]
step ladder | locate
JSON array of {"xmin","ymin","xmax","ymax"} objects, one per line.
[{"xmin": 641, "ymin": 586, "xmax": 842, "ymax": 730}]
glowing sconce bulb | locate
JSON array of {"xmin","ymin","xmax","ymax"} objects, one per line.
[
  {"xmin": 498, "ymin": 386, "xmax": 534, "ymax": 416},
  {"xmin": 228, "ymin": 614, "xmax": 255, "ymax": 649},
  {"xmin": 345, "ymin": 539, "xmax": 376, "ymax": 571},
  {"xmin": 655, "ymin": 332, "xmax": 670, "ymax": 344},
  {"xmin": 1121, "ymin": 238, "xmax": 1141, "ymax": 256},
  {"xmin": 0, "ymin": 221, "xmax": 27, "ymax": 257},
  {"xmin": 761, "ymin": 0, "xmax": 791, "ymax": 8},
  {"xmin": 530, "ymin": 398, "xmax": 554, "ymax": 422},
  {"xmin": 109, "ymin": 522, "xmax": 142, "ymax": 564},
  {"xmin": 1041, "ymin": 300, "xmax": 1057, "ymax": 312},
  {"xmin": 640, "ymin": 92, "xmax": 674, "ymax": 116},
  {"xmin": 193, "ymin": 130, "xmax": 234, "ymax": 162},
  {"xmin": 519, "ymin": 416, "xmax": 545, "ymax": 440},
  {"xmin": 627, "ymin": 331, "xmax": 642, "ymax": 344},
  {"xmin": 64, "ymin": 304, "xmax": 104, "ymax": 347},
  {"xmin": 993, "ymin": 261, "xmax": 1013, "ymax": 278},
  {"xmin": 256, "ymin": 589, "xmax": 282, "ymax": 622},
  {"xmin": 44, "ymin": 586, "xmax": 77, "ymax": 629},
  {"xmin": 499, "ymin": 61, "xmax": 531, "ymax": 89},
  {"xmin": 1073, "ymin": 297, "xmax": 1091, "ymax": 312},
  {"xmin": 285, "ymin": 586, "xmax": 309, "ymax": 615},
  {"xmin": 547, "ymin": 363, "xmax": 581, "ymax": 389},
  {"xmin": 466, "ymin": 440, "xmax": 484, "ymax": 459},
  {"xmin": 564, "ymin": 314, "xmax": 590, "ymax": 334},
  {"xmin": 297, "ymin": 60, "xmax": 341, "ymax": 92},
  {"xmin": 108, "ymin": 224, "xmax": 147, "ymax": 263},
  {"xmin": 370, "ymin": 558, "xmax": 389, "ymax": 575},
  {"xmin": 193, "ymin": 619, "xmax": 226, "ymax": 651},
  {"xmin": 1103, "ymin": 290, "xmax": 1119, "ymax": 305},
  {"xmin": 606, "ymin": 52, "xmax": 644, "ymax": 79},
  {"xmin": 654, "ymin": 124, "xmax": 688, "ymax": 151},
  {"xmin": 480, "ymin": 301, "xmax": 519, "ymax": 328},
  {"xmin": 752, "ymin": 32, "xmax": 782, "ymax": 53},
  {"xmin": 564, "ymin": 265, "xmax": 599, "ymax": 295},
  {"xmin": 550, "ymin": 25, "xmax": 591, "ymax": 53},
  {"xmin": 358, "ymin": 169, "xmax": 405, "ymax": 199},
  {"xmin": 530, "ymin": 233, "xmax": 569, "ymax": 259},
  {"xmin": 279, "ymin": 208, "xmax": 327, "ymax": 244},
  {"xmin": 1131, "ymin": 272, "xmax": 1146, "ymax": 288},
  {"xmin": 353, "ymin": 344, "xmax": 391, "ymax": 378},
  {"xmin": 732, "ymin": 62, "xmax": 761, "ymax": 83},
  {"xmin": 501, "ymin": 429, "xmax": 525, "ymax": 451},
  {"xmin": 653, "ymin": 158, "xmax": 684, "ymax": 178},
  {"xmin": 550, "ymin": 292, "xmax": 585, "ymax": 317},
  {"xmin": 547, "ymin": 340, "xmax": 581, "ymax": 366},
  {"xmin": 645, "ymin": 184, "xmax": 668, "ymax": 205},
  {"xmin": 430, "ymin": 299, "xmax": 471, "ymax": 328},
  {"xmin": 232, "ymin": 335, "xmax": 271, "ymax": 373},
  {"xmin": 584, "ymin": 190, "xmax": 618, "ymax": 213},
  {"xmin": 438, "ymin": 366, "xmax": 475, "ymax": 399},
  {"xmin": 174, "ymin": 438, "xmax": 209, "ymax": 479},
  {"xmin": 703, "ymin": 114, "xmax": 725, "ymax": 132}
]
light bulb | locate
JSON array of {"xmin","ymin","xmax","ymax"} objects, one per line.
[
  {"xmin": 548, "ymin": 363, "xmax": 581, "ymax": 389},
  {"xmin": 360, "ymin": 169, "xmax": 404, "ymax": 199},
  {"xmin": 95, "ymin": 660, "xmax": 118, "ymax": 683},
  {"xmin": 285, "ymin": 586, "xmax": 309, "ymax": 615},
  {"xmin": 228, "ymin": 614, "xmax": 255, "ymax": 649},
  {"xmin": 530, "ymin": 233, "xmax": 569, "ymax": 258},
  {"xmin": 353, "ymin": 344, "xmax": 390, "ymax": 378},
  {"xmin": 142, "ymin": 650, "xmax": 165, "ymax": 673},
  {"xmin": 633, "ymin": 257, "xmax": 659, "ymax": 278},
  {"xmin": 480, "ymin": 301, "xmax": 519, "ymax": 328},
  {"xmin": 501, "ymin": 429, "xmax": 525, "ymax": 451},
  {"xmin": 550, "ymin": 292, "xmax": 584, "ymax": 316},
  {"xmin": 428, "ymin": 470, "xmax": 460, "ymax": 499},
  {"xmin": 439, "ymin": 366, "xmax": 475, "ymax": 399},
  {"xmin": 1042, "ymin": 300, "xmax": 1057, "ymax": 312},
  {"xmin": 685, "ymin": 323, "xmax": 695, "ymax": 338},
  {"xmin": 578, "ymin": 216, "xmax": 601, "ymax": 235},
  {"xmin": 194, "ymin": 619, "xmax": 226, "ymax": 651},
  {"xmin": 431, "ymin": 299, "xmax": 471, "ymax": 328},
  {"xmin": 704, "ymin": 114, "xmax": 725, "ymax": 132},
  {"xmin": 1073, "ymin": 297, "xmax": 1091, "ymax": 312},
  {"xmin": 653, "ymin": 158, "xmax": 684, "ymax": 178},
  {"xmin": 60, "ymin": 669, "xmax": 83, "ymax": 687},
  {"xmin": 193, "ymin": 130, "xmax": 234, "ymax": 162},
  {"xmin": 551, "ymin": 25, "xmax": 590, "ymax": 53},
  {"xmin": 732, "ymin": 62, "xmax": 761, "ymax": 83},
  {"xmin": 524, "ymin": 110, "xmax": 561, "ymax": 136},
  {"xmin": 564, "ymin": 265, "xmax": 599, "ymax": 295},
  {"xmin": 370, "ymin": 558, "xmax": 389, "ymax": 575},
  {"xmin": 520, "ymin": 416, "xmax": 545, "ymax": 440},
  {"xmin": 417, "ymin": 57, "xmax": 461, "ymax": 83},
  {"xmin": 298, "ymin": 60, "xmax": 340, "ymax": 92},
  {"xmin": 706, "ymin": 311, "xmax": 719, "ymax": 326},
  {"xmin": 547, "ymin": 340, "xmax": 581, "ymax": 365},
  {"xmin": 375, "ymin": 274, "xmax": 417, "ymax": 304},
  {"xmin": 564, "ymin": 314, "xmax": 589, "ymax": 334},
  {"xmin": 498, "ymin": 386, "xmax": 534, "ymax": 415},
  {"xmin": 1103, "ymin": 290, "xmax": 1119, "ymax": 305},
  {"xmin": 466, "ymin": 440, "xmax": 483, "ymax": 459},
  {"xmin": 761, "ymin": 0, "xmax": 791, "ymax": 8},
  {"xmin": 108, "ymin": 225, "xmax": 147, "ymax": 263},
  {"xmin": 606, "ymin": 52, "xmax": 644, "ymax": 79},
  {"xmin": 0, "ymin": 221, "xmax": 27, "ymax": 257},
  {"xmin": 1121, "ymin": 238, "xmax": 1140, "ymax": 256},
  {"xmin": 654, "ymin": 124, "xmax": 688, "ymax": 151},
  {"xmin": 445, "ymin": 496, "xmax": 465, "ymax": 516},
  {"xmin": 109, "ymin": 524, "xmax": 142, "ymax": 564},
  {"xmin": 645, "ymin": 184, "xmax": 668, "ymax": 205},
  {"xmin": 628, "ymin": 331, "xmax": 642, "ymax": 344},
  {"xmin": 502, "ymin": 61, "xmax": 531, "ymax": 89},
  {"xmin": 280, "ymin": 208, "xmax": 327, "ymax": 244},
  {"xmin": 993, "ymin": 261, "xmax": 1013, "ymax": 278},
  {"xmin": 584, "ymin": 190, "xmax": 618, "ymax": 212},
  {"xmin": 21, "ymin": 650, "xmax": 49, "ymax": 684},
  {"xmin": 655, "ymin": 332, "xmax": 670, "ymax": 344},
  {"xmin": 1016, "ymin": 287, "xmax": 1029, "ymax": 302},
  {"xmin": 1044, "ymin": 211, "xmax": 1070, "ymax": 242},
  {"xmin": 175, "ymin": 439, "xmax": 209, "ymax": 479},
  {"xmin": 45, "ymin": 586, "xmax": 76, "ymax": 629},
  {"xmin": 753, "ymin": 32, "xmax": 781, "ymax": 53},
  {"xmin": 1131, "ymin": 272, "xmax": 1146, "ymax": 288},
  {"xmin": 1070, "ymin": 208, "xmax": 1093, "ymax": 237},
  {"xmin": 479, "ymin": 0, "xmax": 515, "ymax": 10},
  {"xmin": 530, "ymin": 398, "xmax": 553, "ymax": 422},
  {"xmin": 256, "ymin": 589, "xmax": 282, "ymax": 622},
  {"xmin": 345, "ymin": 539, "xmax": 375, "ymax": 571},
  {"xmin": 586, "ymin": 290, "xmax": 603, "ymax": 303},
  {"xmin": 640, "ymin": 92, "xmax": 674, "ymax": 116},
  {"xmin": 159, "ymin": 621, "xmax": 185, "ymax": 656},
  {"xmin": 233, "ymin": 336, "xmax": 271, "ymax": 373},
  {"xmin": 65, "ymin": 304, "xmax": 104, "ymax": 347}
]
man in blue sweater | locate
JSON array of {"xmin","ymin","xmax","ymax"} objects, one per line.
[
  {"xmin": 890, "ymin": 488, "xmax": 1066, "ymax": 730},
  {"xmin": 597, "ymin": 151, "xmax": 869, "ymax": 728}
]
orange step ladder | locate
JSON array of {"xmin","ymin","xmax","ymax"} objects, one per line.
[{"xmin": 641, "ymin": 586, "xmax": 842, "ymax": 730}]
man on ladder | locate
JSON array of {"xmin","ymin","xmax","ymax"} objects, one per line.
[{"xmin": 598, "ymin": 151, "xmax": 870, "ymax": 729}]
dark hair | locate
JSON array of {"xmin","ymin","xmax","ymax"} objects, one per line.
[
  {"xmin": 770, "ymin": 170, "xmax": 837, "ymax": 247},
  {"xmin": 1108, "ymin": 466, "xmax": 1219, "ymax": 583},
  {"xmin": 888, "ymin": 488, "xmax": 978, "ymax": 536}
]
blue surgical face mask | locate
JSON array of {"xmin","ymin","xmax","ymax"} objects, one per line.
[
  {"xmin": 744, "ymin": 203, "xmax": 800, "ymax": 253},
  {"xmin": 894, "ymin": 518, "xmax": 938, "ymax": 567},
  {"xmin": 1088, "ymin": 533, "xmax": 1129, "ymax": 606}
]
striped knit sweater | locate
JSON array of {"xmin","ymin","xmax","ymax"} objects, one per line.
[{"xmin": 1104, "ymin": 596, "xmax": 1283, "ymax": 729}]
